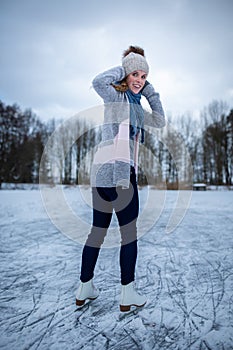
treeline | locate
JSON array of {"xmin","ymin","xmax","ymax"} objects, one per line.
[
  {"xmin": 0, "ymin": 99, "xmax": 232, "ymax": 187},
  {"xmin": 139, "ymin": 100, "xmax": 233, "ymax": 187},
  {"xmin": 0, "ymin": 101, "xmax": 49, "ymax": 186}
]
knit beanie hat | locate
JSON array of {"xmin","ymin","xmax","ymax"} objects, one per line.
[{"xmin": 122, "ymin": 52, "xmax": 149, "ymax": 76}]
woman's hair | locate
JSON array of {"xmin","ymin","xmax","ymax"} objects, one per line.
[{"xmin": 112, "ymin": 45, "xmax": 145, "ymax": 92}]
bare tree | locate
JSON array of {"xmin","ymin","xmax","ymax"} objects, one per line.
[{"xmin": 202, "ymin": 100, "xmax": 230, "ymax": 185}]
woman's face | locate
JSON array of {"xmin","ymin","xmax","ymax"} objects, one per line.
[{"xmin": 126, "ymin": 70, "xmax": 147, "ymax": 94}]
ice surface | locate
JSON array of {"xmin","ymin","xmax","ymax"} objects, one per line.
[{"xmin": 0, "ymin": 188, "xmax": 233, "ymax": 349}]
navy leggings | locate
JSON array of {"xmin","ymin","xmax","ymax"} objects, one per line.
[{"xmin": 80, "ymin": 167, "xmax": 139, "ymax": 285}]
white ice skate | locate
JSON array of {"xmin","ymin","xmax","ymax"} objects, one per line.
[
  {"xmin": 75, "ymin": 279, "xmax": 99, "ymax": 306},
  {"xmin": 120, "ymin": 281, "xmax": 147, "ymax": 312}
]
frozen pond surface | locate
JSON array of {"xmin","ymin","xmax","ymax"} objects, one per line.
[{"xmin": 0, "ymin": 188, "xmax": 233, "ymax": 349}]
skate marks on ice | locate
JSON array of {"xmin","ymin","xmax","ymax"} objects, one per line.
[
  {"xmin": 152, "ymin": 245, "xmax": 233, "ymax": 349},
  {"xmin": 1, "ymin": 246, "xmax": 232, "ymax": 350},
  {"xmin": 73, "ymin": 243, "xmax": 233, "ymax": 350},
  {"xmin": 0, "ymin": 190, "xmax": 233, "ymax": 349}
]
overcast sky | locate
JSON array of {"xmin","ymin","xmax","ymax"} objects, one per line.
[{"xmin": 0, "ymin": 0, "xmax": 232, "ymax": 121}]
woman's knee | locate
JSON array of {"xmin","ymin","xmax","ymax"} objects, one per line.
[
  {"xmin": 85, "ymin": 227, "xmax": 108, "ymax": 248},
  {"xmin": 120, "ymin": 221, "xmax": 137, "ymax": 245}
]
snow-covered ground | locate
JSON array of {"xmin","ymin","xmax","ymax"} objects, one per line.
[{"xmin": 0, "ymin": 188, "xmax": 233, "ymax": 350}]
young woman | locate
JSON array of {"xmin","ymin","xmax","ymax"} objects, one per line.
[{"xmin": 76, "ymin": 46, "xmax": 165, "ymax": 312}]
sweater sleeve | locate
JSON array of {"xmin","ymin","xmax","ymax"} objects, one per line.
[
  {"xmin": 141, "ymin": 82, "xmax": 166, "ymax": 128},
  {"xmin": 92, "ymin": 66, "xmax": 126, "ymax": 103}
]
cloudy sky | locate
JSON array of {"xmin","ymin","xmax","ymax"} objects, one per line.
[{"xmin": 0, "ymin": 0, "xmax": 233, "ymax": 121}]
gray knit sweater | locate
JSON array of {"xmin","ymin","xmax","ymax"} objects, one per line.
[{"xmin": 91, "ymin": 66, "xmax": 165, "ymax": 188}]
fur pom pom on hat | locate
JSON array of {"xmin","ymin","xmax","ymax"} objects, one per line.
[{"xmin": 122, "ymin": 52, "xmax": 149, "ymax": 76}]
